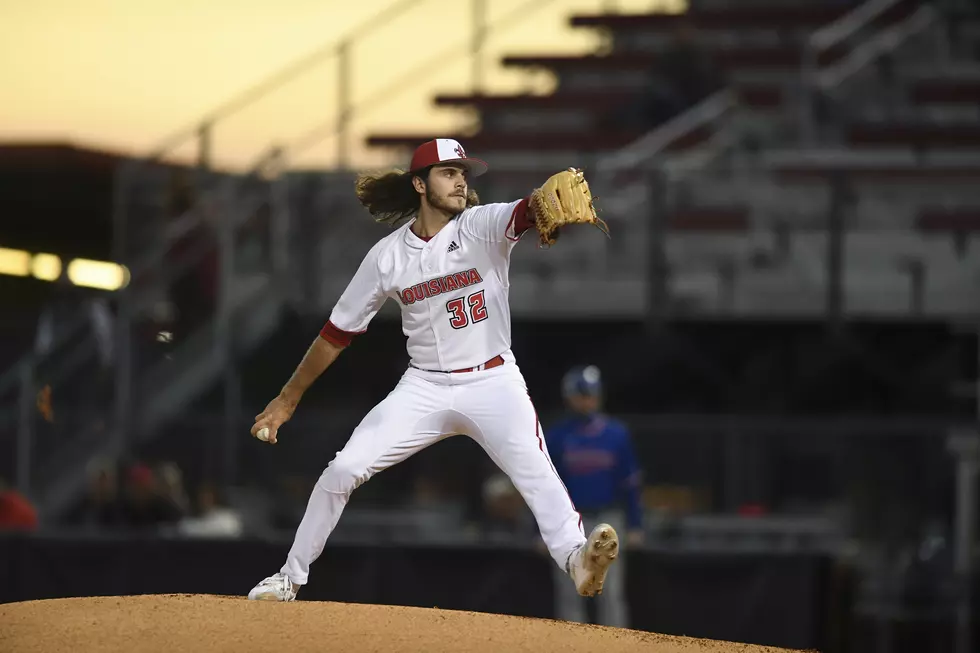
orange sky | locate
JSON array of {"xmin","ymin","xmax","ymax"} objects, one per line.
[{"xmin": 0, "ymin": 0, "xmax": 685, "ymax": 170}]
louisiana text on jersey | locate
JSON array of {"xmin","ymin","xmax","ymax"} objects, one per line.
[{"xmin": 397, "ymin": 268, "xmax": 483, "ymax": 305}]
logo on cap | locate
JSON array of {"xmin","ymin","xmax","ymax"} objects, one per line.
[{"xmin": 453, "ymin": 144, "xmax": 465, "ymax": 158}]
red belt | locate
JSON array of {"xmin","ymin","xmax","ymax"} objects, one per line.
[{"xmin": 413, "ymin": 354, "xmax": 505, "ymax": 374}]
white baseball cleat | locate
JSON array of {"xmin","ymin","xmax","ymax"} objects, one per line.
[
  {"xmin": 567, "ymin": 523, "xmax": 619, "ymax": 597},
  {"xmin": 247, "ymin": 572, "xmax": 298, "ymax": 602}
]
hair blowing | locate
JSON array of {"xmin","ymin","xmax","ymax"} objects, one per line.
[{"xmin": 355, "ymin": 168, "xmax": 480, "ymax": 226}]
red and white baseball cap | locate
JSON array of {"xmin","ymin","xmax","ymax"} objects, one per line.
[{"xmin": 409, "ymin": 138, "xmax": 488, "ymax": 177}]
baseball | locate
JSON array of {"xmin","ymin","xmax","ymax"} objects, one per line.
[{"xmin": 256, "ymin": 427, "xmax": 270, "ymax": 442}]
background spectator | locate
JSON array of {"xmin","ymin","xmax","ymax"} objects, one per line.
[
  {"xmin": 480, "ymin": 473, "xmax": 536, "ymax": 543},
  {"xmin": 65, "ymin": 458, "xmax": 125, "ymax": 531},
  {"xmin": 546, "ymin": 365, "xmax": 643, "ymax": 628},
  {"xmin": 610, "ymin": 17, "xmax": 725, "ymax": 132},
  {"xmin": 120, "ymin": 462, "xmax": 185, "ymax": 531},
  {"xmin": 178, "ymin": 482, "xmax": 243, "ymax": 538},
  {"xmin": 0, "ymin": 477, "xmax": 38, "ymax": 532}
]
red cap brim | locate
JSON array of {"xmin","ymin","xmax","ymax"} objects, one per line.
[{"xmin": 439, "ymin": 157, "xmax": 488, "ymax": 177}]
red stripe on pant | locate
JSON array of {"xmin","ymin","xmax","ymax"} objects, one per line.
[{"xmin": 532, "ymin": 402, "xmax": 583, "ymax": 532}]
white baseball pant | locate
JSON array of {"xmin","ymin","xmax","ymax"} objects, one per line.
[{"xmin": 280, "ymin": 360, "xmax": 586, "ymax": 585}]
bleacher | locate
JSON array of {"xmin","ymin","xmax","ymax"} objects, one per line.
[{"xmin": 299, "ymin": 0, "xmax": 960, "ymax": 318}]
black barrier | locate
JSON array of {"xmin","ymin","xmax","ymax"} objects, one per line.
[
  {"xmin": 626, "ymin": 551, "xmax": 834, "ymax": 648},
  {"xmin": 0, "ymin": 534, "xmax": 832, "ymax": 651}
]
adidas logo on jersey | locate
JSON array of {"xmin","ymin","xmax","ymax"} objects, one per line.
[{"xmin": 447, "ymin": 241, "xmax": 460, "ymax": 253}]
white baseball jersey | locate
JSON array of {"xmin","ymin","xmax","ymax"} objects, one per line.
[{"xmin": 321, "ymin": 199, "xmax": 530, "ymax": 371}]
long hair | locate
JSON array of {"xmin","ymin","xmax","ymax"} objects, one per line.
[{"xmin": 355, "ymin": 167, "xmax": 479, "ymax": 226}]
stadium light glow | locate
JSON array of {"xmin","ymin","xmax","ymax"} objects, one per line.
[
  {"xmin": 31, "ymin": 253, "xmax": 62, "ymax": 281},
  {"xmin": 67, "ymin": 258, "xmax": 130, "ymax": 290},
  {"xmin": 0, "ymin": 247, "xmax": 31, "ymax": 277},
  {"xmin": 0, "ymin": 249, "xmax": 129, "ymax": 291}
]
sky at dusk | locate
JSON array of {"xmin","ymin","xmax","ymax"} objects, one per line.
[{"xmin": 0, "ymin": 0, "xmax": 684, "ymax": 170}]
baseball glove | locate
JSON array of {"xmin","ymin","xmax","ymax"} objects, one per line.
[{"xmin": 529, "ymin": 168, "xmax": 609, "ymax": 247}]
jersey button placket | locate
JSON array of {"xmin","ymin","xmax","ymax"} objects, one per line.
[{"xmin": 423, "ymin": 248, "xmax": 446, "ymax": 370}]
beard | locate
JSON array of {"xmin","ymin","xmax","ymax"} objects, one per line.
[{"xmin": 425, "ymin": 186, "xmax": 466, "ymax": 215}]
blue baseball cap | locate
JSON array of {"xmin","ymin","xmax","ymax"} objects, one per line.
[{"xmin": 562, "ymin": 365, "xmax": 602, "ymax": 398}]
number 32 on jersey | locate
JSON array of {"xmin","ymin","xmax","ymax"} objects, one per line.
[{"xmin": 446, "ymin": 290, "xmax": 488, "ymax": 329}]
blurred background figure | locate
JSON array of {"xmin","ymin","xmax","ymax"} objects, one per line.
[
  {"xmin": 33, "ymin": 275, "xmax": 116, "ymax": 435},
  {"xmin": 178, "ymin": 482, "xmax": 243, "ymax": 538},
  {"xmin": 0, "ymin": 477, "xmax": 38, "ymax": 532},
  {"xmin": 546, "ymin": 365, "xmax": 643, "ymax": 628},
  {"xmin": 155, "ymin": 461, "xmax": 191, "ymax": 518},
  {"xmin": 165, "ymin": 169, "xmax": 218, "ymax": 341},
  {"xmin": 480, "ymin": 472, "xmax": 536, "ymax": 544},
  {"xmin": 65, "ymin": 458, "xmax": 124, "ymax": 532},
  {"xmin": 605, "ymin": 15, "xmax": 725, "ymax": 133},
  {"xmin": 119, "ymin": 462, "xmax": 186, "ymax": 532}
]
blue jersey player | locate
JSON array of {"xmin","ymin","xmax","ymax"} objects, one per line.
[{"xmin": 546, "ymin": 364, "xmax": 643, "ymax": 628}]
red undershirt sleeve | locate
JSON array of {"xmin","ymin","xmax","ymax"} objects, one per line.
[
  {"xmin": 319, "ymin": 321, "xmax": 360, "ymax": 348},
  {"xmin": 510, "ymin": 197, "xmax": 533, "ymax": 237},
  {"xmin": 503, "ymin": 197, "xmax": 534, "ymax": 243}
]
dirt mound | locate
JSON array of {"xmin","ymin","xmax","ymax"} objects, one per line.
[{"xmin": 0, "ymin": 594, "xmax": 802, "ymax": 653}]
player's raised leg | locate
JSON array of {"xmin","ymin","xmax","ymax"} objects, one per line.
[
  {"xmin": 456, "ymin": 366, "xmax": 619, "ymax": 597},
  {"xmin": 248, "ymin": 374, "xmax": 453, "ymax": 601}
]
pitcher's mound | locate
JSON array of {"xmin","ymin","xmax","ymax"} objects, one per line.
[{"xmin": 0, "ymin": 594, "xmax": 802, "ymax": 652}]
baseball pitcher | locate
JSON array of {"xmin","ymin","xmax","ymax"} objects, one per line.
[{"xmin": 246, "ymin": 139, "xmax": 617, "ymax": 604}]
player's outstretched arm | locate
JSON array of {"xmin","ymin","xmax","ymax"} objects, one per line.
[
  {"xmin": 252, "ymin": 239, "xmax": 385, "ymax": 444},
  {"xmin": 250, "ymin": 336, "xmax": 344, "ymax": 444}
]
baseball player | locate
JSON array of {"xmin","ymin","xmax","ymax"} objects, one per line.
[
  {"xmin": 246, "ymin": 138, "xmax": 616, "ymax": 602},
  {"xmin": 546, "ymin": 364, "xmax": 643, "ymax": 628}
]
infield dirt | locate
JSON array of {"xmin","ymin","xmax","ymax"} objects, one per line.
[{"xmin": 0, "ymin": 594, "xmax": 807, "ymax": 652}]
